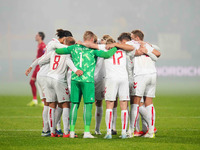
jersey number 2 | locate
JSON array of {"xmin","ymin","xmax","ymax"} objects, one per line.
[
  {"xmin": 52, "ymin": 55, "xmax": 61, "ymax": 70},
  {"xmin": 113, "ymin": 51, "xmax": 123, "ymax": 65}
]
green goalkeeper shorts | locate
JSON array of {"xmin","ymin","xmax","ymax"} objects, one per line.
[{"xmin": 70, "ymin": 80, "xmax": 95, "ymax": 104}]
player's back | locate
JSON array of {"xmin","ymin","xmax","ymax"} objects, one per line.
[
  {"xmin": 104, "ymin": 48, "xmax": 128, "ymax": 80},
  {"xmin": 94, "ymin": 44, "xmax": 107, "ymax": 82},
  {"xmin": 127, "ymin": 40, "xmax": 156, "ymax": 76},
  {"xmin": 133, "ymin": 54, "xmax": 156, "ymax": 75},
  {"xmin": 94, "ymin": 57, "xmax": 105, "ymax": 82},
  {"xmin": 38, "ymin": 38, "xmax": 65, "ymax": 77},
  {"xmin": 47, "ymin": 51, "xmax": 69, "ymax": 82},
  {"xmin": 70, "ymin": 44, "xmax": 97, "ymax": 83},
  {"xmin": 46, "ymin": 38, "xmax": 60, "ymax": 53}
]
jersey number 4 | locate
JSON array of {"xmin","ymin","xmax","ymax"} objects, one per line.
[
  {"xmin": 113, "ymin": 51, "xmax": 123, "ymax": 65},
  {"xmin": 52, "ymin": 55, "xmax": 61, "ymax": 70}
]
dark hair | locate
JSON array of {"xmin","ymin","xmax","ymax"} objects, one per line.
[
  {"xmin": 117, "ymin": 32, "xmax": 131, "ymax": 41},
  {"xmin": 131, "ymin": 30, "xmax": 144, "ymax": 40},
  {"xmin": 56, "ymin": 29, "xmax": 73, "ymax": 38},
  {"xmin": 38, "ymin": 32, "xmax": 45, "ymax": 40}
]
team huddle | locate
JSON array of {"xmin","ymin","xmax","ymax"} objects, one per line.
[{"xmin": 25, "ymin": 29, "xmax": 161, "ymax": 139}]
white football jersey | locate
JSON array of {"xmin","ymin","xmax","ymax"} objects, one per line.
[
  {"xmin": 126, "ymin": 40, "xmax": 156, "ymax": 76},
  {"xmin": 67, "ymin": 68, "xmax": 72, "ymax": 92},
  {"xmin": 38, "ymin": 51, "xmax": 77, "ymax": 83},
  {"xmin": 126, "ymin": 54, "xmax": 134, "ymax": 82},
  {"xmin": 37, "ymin": 38, "xmax": 67, "ymax": 77},
  {"xmin": 94, "ymin": 44, "xmax": 106, "ymax": 82},
  {"xmin": 100, "ymin": 45, "xmax": 128, "ymax": 80}
]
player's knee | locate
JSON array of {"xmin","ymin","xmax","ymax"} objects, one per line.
[
  {"xmin": 95, "ymin": 100, "xmax": 102, "ymax": 107},
  {"xmin": 114, "ymin": 101, "xmax": 118, "ymax": 107}
]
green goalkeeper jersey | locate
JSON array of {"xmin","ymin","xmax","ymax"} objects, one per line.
[{"xmin": 56, "ymin": 44, "xmax": 117, "ymax": 83}]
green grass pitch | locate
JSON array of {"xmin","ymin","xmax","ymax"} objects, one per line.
[{"xmin": 0, "ymin": 94, "xmax": 200, "ymax": 150}]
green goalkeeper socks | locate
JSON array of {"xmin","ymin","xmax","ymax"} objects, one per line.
[
  {"xmin": 70, "ymin": 102, "xmax": 93, "ymax": 132},
  {"xmin": 83, "ymin": 103, "xmax": 93, "ymax": 132},
  {"xmin": 70, "ymin": 103, "xmax": 79, "ymax": 132}
]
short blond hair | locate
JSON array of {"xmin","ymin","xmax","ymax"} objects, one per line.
[
  {"xmin": 94, "ymin": 34, "xmax": 98, "ymax": 43},
  {"xmin": 106, "ymin": 37, "xmax": 116, "ymax": 44},
  {"xmin": 83, "ymin": 31, "xmax": 95, "ymax": 41},
  {"xmin": 102, "ymin": 35, "xmax": 111, "ymax": 41}
]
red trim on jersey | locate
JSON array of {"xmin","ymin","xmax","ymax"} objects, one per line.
[
  {"xmin": 108, "ymin": 111, "xmax": 112, "ymax": 129},
  {"xmin": 123, "ymin": 112, "xmax": 127, "ymax": 130},
  {"xmin": 134, "ymin": 106, "xmax": 139, "ymax": 127}
]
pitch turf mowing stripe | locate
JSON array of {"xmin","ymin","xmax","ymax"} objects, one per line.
[
  {"xmin": 0, "ymin": 128, "xmax": 200, "ymax": 132},
  {"xmin": 0, "ymin": 116, "xmax": 200, "ymax": 119}
]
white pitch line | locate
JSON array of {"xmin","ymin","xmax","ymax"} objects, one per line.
[
  {"xmin": 0, "ymin": 129, "xmax": 200, "ymax": 132},
  {"xmin": 0, "ymin": 129, "xmax": 96, "ymax": 132},
  {"xmin": 0, "ymin": 107, "xmax": 199, "ymax": 110},
  {"xmin": 0, "ymin": 116, "xmax": 200, "ymax": 119},
  {"xmin": 0, "ymin": 116, "xmax": 42, "ymax": 118},
  {"xmin": 157, "ymin": 116, "xmax": 200, "ymax": 119},
  {"xmin": 0, "ymin": 107, "xmax": 40, "ymax": 109}
]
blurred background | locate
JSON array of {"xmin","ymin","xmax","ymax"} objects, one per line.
[{"xmin": 0, "ymin": 0, "xmax": 199, "ymax": 95}]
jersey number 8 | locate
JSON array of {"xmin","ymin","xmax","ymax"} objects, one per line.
[{"xmin": 52, "ymin": 55, "xmax": 61, "ymax": 70}]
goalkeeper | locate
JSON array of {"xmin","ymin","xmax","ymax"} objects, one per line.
[{"xmin": 56, "ymin": 31, "xmax": 117, "ymax": 138}]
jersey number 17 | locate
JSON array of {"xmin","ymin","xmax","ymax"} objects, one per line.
[{"xmin": 113, "ymin": 51, "xmax": 123, "ymax": 65}]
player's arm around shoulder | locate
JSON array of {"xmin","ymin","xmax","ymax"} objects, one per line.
[
  {"xmin": 55, "ymin": 45, "xmax": 74, "ymax": 54},
  {"xmin": 76, "ymin": 41, "xmax": 99, "ymax": 49},
  {"xmin": 151, "ymin": 44, "xmax": 161, "ymax": 58},
  {"xmin": 139, "ymin": 43, "xmax": 161, "ymax": 61},
  {"xmin": 94, "ymin": 47, "xmax": 117, "ymax": 59},
  {"xmin": 53, "ymin": 42, "xmax": 68, "ymax": 49},
  {"xmin": 106, "ymin": 42, "xmax": 135, "ymax": 51}
]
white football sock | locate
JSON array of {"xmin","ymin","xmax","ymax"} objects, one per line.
[
  {"xmin": 121, "ymin": 110, "xmax": 128, "ymax": 135},
  {"xmin": 130, "ymin": 104, "xmax": 139, "ymax": 132},
  {"xmin": 139, "ymin": 105, "xmax": 148, "ymax": 132},
  {"xmin": 141, "ymin": 115, "xmax": 148, "ymax": 132},
  {"xmin": 43, "ymin": 105, "xmax": 49, "ymax": 132},
  {"xmin": 55, "ymin": 106, "xmax": 62, "ymax": 130},
  {"xmin": 135, "ymin": 114, "xmax": 140, "ymax": 132},
  {"xmin": 129, "ymin": 104, "xmax": 134, "ymax": 132},
  {"xmin": 146, "ymin": 104, "xmax": 155, "ymax": 133},
  {"xmin": 112, "ymin": 107, "xmax": 117, "ymax": 130},
  {"xmin": 62, "ymin": 108, "xmax": 70, "ymax": 135},
  {"xmin": 48, "ymin": 107, "xmax": 55, "ymax": 134},
  {"xmin": 106, "ymin": 109, "xmax": 113, "ymax": 134},
  {"xmin": 95, "ymin": 106, "xmax": 103, "ymax": 132},
  {"xmin": 68, "ymin": 107, "xmax": 70, "ymax": 128},
  {"xmin": 127, "ymin": 105, "xmax": 131, "ymax": 131}
]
